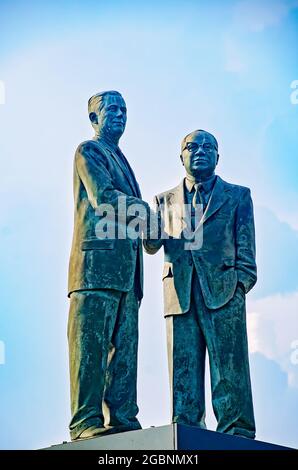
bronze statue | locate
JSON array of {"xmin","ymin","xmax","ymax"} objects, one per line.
[
  {"xmin": 144, "ymin": 129, "xmax": 257, "ymax": 438},
  {"xmin": 67, "ymin": 91, "xmax": 149, "ymax": 440}
]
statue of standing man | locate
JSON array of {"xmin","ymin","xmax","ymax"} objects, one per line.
[
  {"xmin": 144, "ymin": 129, "xmax": 257, "ymax": 439},
  {"xmin": 67, "ymin": 91, "xmax": 149, "ymax": 441}
]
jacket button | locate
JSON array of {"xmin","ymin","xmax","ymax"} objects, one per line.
[
  {"xmin": 133, "ymin": 240, "xmax": 138, "ymax": 250},
  {"xmin": 189, "ymin": 258, "xmax": 193, "ymax": 266}
]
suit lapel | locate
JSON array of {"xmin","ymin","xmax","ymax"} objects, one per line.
[
  {"xmin": 195, "ymin": 176, "xmax": 231, "ymax": 231},
  {"xmin": 162, "ymin": 177, "xmax": 233, "ymax": 238},
  {"xmin": 93, "ymin": 140, "xmax": 141, "ymax": 197},
  {"xmin": 164, "ymin": 181, "xmax": 188, "ymax": 237},
  {"xmin": 165, "ymin": 180, "xmax": 184, "ymax": 208},
  {"xmin": 117, "ymin": 149, "xmax": 142, "ymax": 198},
  {"xmin": 108, "ymin": 147, "xmax": 141, "ymax": 198},
  {"xmin": 166, "ymin": 177, "xmax": 232, "ymax": 236}
]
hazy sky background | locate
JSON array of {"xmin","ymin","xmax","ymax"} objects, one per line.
[{"xmin": 0, "ymin": 0, "xmax": 297, "ymax": 449}]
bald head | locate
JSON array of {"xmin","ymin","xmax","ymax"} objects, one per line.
[
  {"xmin": 180, "ymin": 129, "xmax": 219, "ymax": 181},
  {"xmin": 181, "ymin": 129, "xmax": 218, "ymax": 154}
]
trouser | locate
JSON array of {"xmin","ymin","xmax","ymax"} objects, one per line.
[
  {"xmin": 67, "ymin": 287, "xmax": 141, "ymax": 440},
  {"xmin": 166, "ymin": 271, "xmax": 256, "ymax": 438}
]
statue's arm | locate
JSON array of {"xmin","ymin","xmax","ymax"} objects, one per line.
[{"xmin": 235, "ymin": 187, "xmax": 257, "ymax": 293}]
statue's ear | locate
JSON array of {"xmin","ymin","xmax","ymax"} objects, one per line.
[
  {"xmin": 216, "ymin": 153, "xmax": 220, "ymax": 165},
  {"xmin": 89, "ymin": 112, "xmax": 98, "ymax": 125},
  {"xmin": 180, "ymin": 154, "xmax": 184, "ymax": 166}
]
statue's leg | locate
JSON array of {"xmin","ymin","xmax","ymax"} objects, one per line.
[
  {"xmin": 103, "ymin": 286, "xmax": 141, "ymax": 432},
  {"xmin": 67, "ymin": 289, "xmax": 121, "ymax": 440},
  {"xmin": 202, "ymin": 284, "xmax": 256, "ymax": 438},
  {"xmin": 166, "ymin": 276, "xmax": 207, "ymax": 428}
]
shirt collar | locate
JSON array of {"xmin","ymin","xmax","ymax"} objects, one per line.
[{"xmin": 185, "ymin": 174, "xmax": 217, "ymax": 193}]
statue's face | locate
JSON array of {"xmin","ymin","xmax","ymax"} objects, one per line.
[
  {"xmin": 98, "ymin": 94, "xmax": 127, "ymax": 140},
  {"xmin": 181, "ymin": 131, "xmax": 218, "ymax": 179}
]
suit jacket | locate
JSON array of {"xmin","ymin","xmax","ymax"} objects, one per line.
[
  {"xmin": 68, "ymin": 138, "xmax": 145, "ymax": 299},
  {"xmin": 143, "ymin": 176, "xmax": 257, "ymax": 315}
]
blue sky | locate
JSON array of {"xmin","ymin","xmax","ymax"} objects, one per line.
[{"xmin": 0, "ymin": 0, "xmax": 297, "ymax": 449}]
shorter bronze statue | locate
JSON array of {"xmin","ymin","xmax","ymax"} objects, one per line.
[{"xmin": 144, "ymin": 129, "xmax": 257, "ymax": 438}]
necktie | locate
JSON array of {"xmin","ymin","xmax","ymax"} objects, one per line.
[{"xmin": 192, "ymin": 183, "xmax": 204, "ymax": 209}]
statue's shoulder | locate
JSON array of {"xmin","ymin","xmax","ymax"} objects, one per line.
[
  {"xmin": 75, "ymin": 139, "xmax": 108, "ymax": 161},
  {"xmin": 155, "ymin": 182, "xmax": 182, "ymax": 204},
  {"xmin": 76, "ymin": 139, "xmax": 99, "ymax": 154},
  {"xmin": 219, "ymin": 177, "xmax": 251, "ymax": 196}
]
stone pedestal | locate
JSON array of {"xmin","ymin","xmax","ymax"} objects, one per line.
[{"xmin": 45, "ymin": 425, "xmax": 292, "ymax": 450}]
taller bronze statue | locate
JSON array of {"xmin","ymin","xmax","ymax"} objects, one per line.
[
  {"xmin": 144, "ymin": 129, "xmax": 257, "ymax": 439},
  {"xmin": 67, "ymin": 91, "xmax": 149, "ymax": 441}
]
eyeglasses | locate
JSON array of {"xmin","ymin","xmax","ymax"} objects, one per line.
[{"xmin": 183, "ymin": 142, "xmax": 217, "ymax": 153}]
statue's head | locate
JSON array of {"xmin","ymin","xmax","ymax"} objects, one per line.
[
  {"xmin": 180, "ymin": 129, "xmax": 219, "ymax": 180},
  {"xmin": 88, "ymin": 91, "xmax": 127, "ymax": 143}
]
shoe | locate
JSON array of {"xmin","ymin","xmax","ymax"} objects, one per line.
[
  {"xmin": 107, "ymin": 423, "xmax": 141, "ymax": 435},
  {"xmin": 72, "ymin": 425, "xmax": 112, "ymax": 441},
  {"xmin": 72, "ymin": 423, "xmax": 142, "ymax": 441}
]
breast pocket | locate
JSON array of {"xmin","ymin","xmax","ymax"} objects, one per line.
[{"xmin": 81, "ymin": 239, "xmax": 115, "ymax": 251}]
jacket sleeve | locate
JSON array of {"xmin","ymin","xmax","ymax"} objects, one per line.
[
  {"xmin": 143, "ymin": 195, "xmax": 164, "ymax": 254},
  {"xmin": 235, "ymin": 187, "xmax": 257, "ymax": 293}
]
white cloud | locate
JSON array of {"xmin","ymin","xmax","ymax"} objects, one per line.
[
  {"xmin": 274, "ymin": 210, "xmax": 298, "ymax": 232},
  {"xmin": 233, "ymin": 0, "xmax": 297, "ymax": 32},
  {"xmin": 224, "ymin": 0, "xmax": 298, "ymax": 76},
  {"xmin": 247, "ymin": 291, "xmax": 298, "ymax": 388}
]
